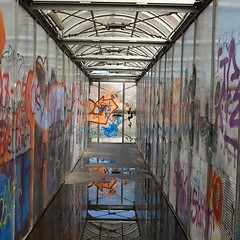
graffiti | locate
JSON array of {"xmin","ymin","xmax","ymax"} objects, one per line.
[
  {"xmin": 88, "ymin": 96, "xmax": 118, "ymax": 125},
  {"xmin": 172, "ymin": 77, "xmax": 181, "ymax": 125},
  {"xmin": 124, "ymin": 102, "xmax": 134, "ymax": 127},
  {"xmin": 215, "ymin": 36, "xmax": 240, "ymax": 159},
  {"xmin": 88, "ymin": 127, "xmax": 97, "ymax": 139},
  {"xmin": 100, "ymin": 88, "xmax": 121, "ymax": 105},
  {"xmin": 0, "ymin": 11, "xmax": 6, "ymax": 60},
  {"xmin": 173, "ymin": 160, "xmax": 188, "ymax": 214},
  {"xmin": 0, "ymin": 166, "xmax": 25, "ymax": 239},
  {"xmin": 15, "ymin": 152, "xmax": 31, "ymax": 238},
  {"xmin": 100, "ymin": 116, "xmax": 121, "ymax": 138},
  {"xmin": 191, "ymin": 188, "xmax": 206, "ymax": 237},
  {"xmin": 182, "ymin": 64, "xmax": 196, "ymax": 144},
  {"xmin": 207, "ymin": 170, "xmax": 223, "ymax": 224}
]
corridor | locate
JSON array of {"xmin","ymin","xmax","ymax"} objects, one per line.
[
  {"xmin": 1, "ymin": 0, "xmax": 240, "ymax": 239},
  {"xmin": 26, "ymin": 143, "xmax": 187, "ymax": 239}
]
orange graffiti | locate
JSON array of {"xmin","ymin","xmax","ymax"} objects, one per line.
[
  {"xmin": 88, "ymin": 96, "xmax": 118, "ymax": 125},
  {"xmin": 172, "ymin": 77, "xmax": 181, "ymax": 123},
  {"xmin": 207, "ymin": 170, "xmax": 223, "ymax": 224},
  {"xmin": 0, "ymin": 11, "xmax": 6, "ymax": 59}
]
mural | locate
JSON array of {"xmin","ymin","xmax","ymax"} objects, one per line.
[
  {"xmin": 88, "ymin": 82, "xmax": 136, "ymax": 143},
  {"xmin": 0, "ymin": 3, "xmax": 88, "ymax": 239}
]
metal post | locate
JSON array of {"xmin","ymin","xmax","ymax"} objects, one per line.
[{"xmin": 122, "ymin": 82, "xmax": 125, "ymax": 143}]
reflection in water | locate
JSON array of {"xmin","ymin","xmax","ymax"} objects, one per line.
[{"xmin": 26, "ymin": 156, "xmax": 187, "ymax": 240}]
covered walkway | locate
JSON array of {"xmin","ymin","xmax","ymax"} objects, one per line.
[{"xmin": 1, "ymin": 0, "xmax": 240, "ymax": 239}]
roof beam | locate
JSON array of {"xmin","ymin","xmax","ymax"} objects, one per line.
[
  {"xmin": 90, "ymin": 74, "xmax": 141, "ymax": 78},
  {"xmin": 88, "ymin": 205, "xmax": 134, "ymax": 211},
  {"xmin": 29, "ymin": 2, "xmax": 197, "ymax": 13},
  {"xmin": 84, "ymin": 66, "xmax": 145, "ymax": 71},
  {"xmin": 74, "ymin": 55, "xmax": 152, "ymax": 62},
  {"xmin": 60, "ymin": 37, "xmax": 170, "ymax": 47}
]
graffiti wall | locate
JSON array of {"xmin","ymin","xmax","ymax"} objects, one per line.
[
  {"xmin": 0, "ymin": 1, "xmax": 88, "ymax": 239},
  {"xmin": 137, "ymin": 0, "xmax": 240, "ymax": 239},
  {"xmin": 89, "ymin": 82, "xmax": 136, "ymax": 143}
]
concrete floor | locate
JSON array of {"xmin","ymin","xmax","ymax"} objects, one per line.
[{"xmin": 26, "ymin": 143, "xmax": 187, "ymax": 240}]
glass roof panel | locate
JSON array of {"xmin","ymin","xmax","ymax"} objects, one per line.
[{"xmin": 29, "ymin": 0, "xmax": 205, "ymax": 82}]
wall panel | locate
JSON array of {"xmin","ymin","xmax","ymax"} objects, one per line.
[
  {"xmin": 190, "ymin": 3, "xmax": 213, "ymax": 239},
  {"xmin": 169, "ymin": 37, "xmax": 182, "ymax": 212},
  {"xmin": 136, "ymin": 0, "xmax": 240, "ymax": 239},
  {"xmin": 0, "ymin": 1, "xmax": 88, "ymax": 239},
  {"xmin": 211, "ymin": 0, "xmax": 239, "ymax": 238}
]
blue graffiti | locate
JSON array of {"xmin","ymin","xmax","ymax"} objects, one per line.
[
  {"xmin": 100, "ymin": 117, "xmax": 122, "ymax": 138},
  {"xmin": 0, "ymin": 173, "xmax": 13, "ymax": 240},
  {"xmin": 15, "ymin": 151, "xmax": 30, "ymax": 237}
]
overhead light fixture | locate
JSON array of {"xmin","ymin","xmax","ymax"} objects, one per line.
[{"xmin": 47, "ymin": 11, "xmax": 64, "ymax": 31}]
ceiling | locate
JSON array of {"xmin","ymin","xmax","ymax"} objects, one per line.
[{"xmin": 22, "ymin": 0, "xmax": 209, "ymax": 82}]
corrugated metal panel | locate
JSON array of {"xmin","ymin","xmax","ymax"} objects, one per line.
[
  {"xmin": 190, "ymin": 3, "xmax": 213, "ymax": 239},
  {"xmin": 169, "ymin": 37, "xmax": 182, "ymax": 212},
  {"xmin": 178, "ymin": 22, "xmax": 195, "ymax": 230}
]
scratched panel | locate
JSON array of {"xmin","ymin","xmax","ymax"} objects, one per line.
[
  {"xmin": 156, "ymin": 57, "xmax": 165, "ymax": 182},
  {"xmin": 162, "ymin": 48, "xmax": 173, "ymax": 196},
  {"xmin": 169, "ymin": 37, "xmax": 182, "ymax": 211},
  {"xmin": 0, "ymin": 0, "xmax": 16, "ymax": 164},
  {"xmin": 213, "ymin": 0, "xmax": 239, "ymax": 178},
  {"xmin": 210, "ymin": 0, "xmax": 239, "ymax": 239},
  {"xmin": 207, "ymin": 167, "xmax": 236, "ymax": 239},
  {"xmin": 190, "ymin": 4, "xmax": 213, "ymax": 240},
  {"xmin": 148, "ymin": 66, "xmax": 155, "ymax": 171},
  {"xmin": 136, "ymin": 78, "xmax": 143, "ymax": 155},
  {"xmin": 151, "ymin": 63, "xmax": 160, "ymax": 176},
  {"xmin": 178, "ymin": 23, "xmax": 195, "ymax": 229},
  {"xmin": 137, "ymin": 78, "xmax": 145, "ymax": 155},
  {"xmin": 63, "ymin": 56, "xmax": 72, "ymax": 178},
  {"xmin": 145, "ymin": 71, "xmax": 152, "ymax": 164}
]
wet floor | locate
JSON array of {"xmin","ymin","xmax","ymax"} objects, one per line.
[{"xmin": 26, "ymin": 143, "xmax": 187, "ymax": 240}]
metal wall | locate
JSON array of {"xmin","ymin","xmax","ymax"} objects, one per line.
[
  {"xmin": 137, "ymin": 0, "xmax": 240, "ymax": 239},
  {"xmin": 0, "ymin": 1, "xmax": 88, "ymax": 239}
]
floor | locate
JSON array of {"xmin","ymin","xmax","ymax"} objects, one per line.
[{"xmin": 26, "ymin": 143, "xmax": 187, "ymax": 240}]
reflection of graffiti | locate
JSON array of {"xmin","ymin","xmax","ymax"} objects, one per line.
[
  {"xmin": 100, "ymin": 116, "xmax": 121, "ymax": 138},
  {"xmin": 88, "ymin": 96, "xmax": 118, "ymax": 125},
  {"xmin": 88, "ymin": 167, "xmax": 119, "ymax": 199}
]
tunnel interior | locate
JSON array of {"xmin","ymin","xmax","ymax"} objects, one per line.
[{"xmin": 0, "ymin": 0, "xmax": 240, "ymax": 239}]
